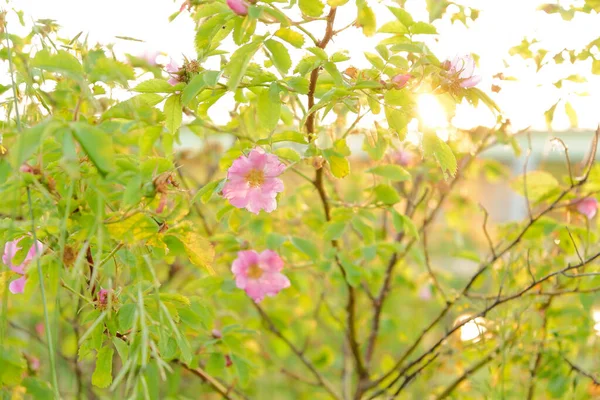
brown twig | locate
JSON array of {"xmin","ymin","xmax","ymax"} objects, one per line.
[{"xmin": 253, "ymin": 303, "xmax": 342, "ymax": 400}]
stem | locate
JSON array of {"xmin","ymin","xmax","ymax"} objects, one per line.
[{"xmin": 28, "ymin": 188, "xmax": 60, "ymax": 398}]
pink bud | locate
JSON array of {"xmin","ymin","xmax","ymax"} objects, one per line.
[
  {"xmin": 418, "ymin": 285, "xmax": 432, "ymax": 301},
  {"xmin": 227, "ymin": 0, "xmax": 248, "ymax": 15},
  {"xmin": 20, "ymin": 164, "xmax": 35, "ymax": 174},
  {"xmin": 576, "ymin": 197, "xmax": 598, "ymax": 219},
  {"xmin": 391, "ymin": 73, "xmax": 411, "ymax": 89},
  {"xmin": 98, "ymin": 288, "xmax": 110, "ymax": 306},
  {"xmin": 211, "ymin": 329, "xmax": 222, "ymax": 339}
]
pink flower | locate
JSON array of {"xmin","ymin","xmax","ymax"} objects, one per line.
[
  {"xmin": 9, "ymin": 276, "xmax": 27, "ymax": 294},
  {"xmin": 227, "ymin": 0, "xmax": 248, "ymax": 15},
  {"xmin": 165, "ymin": 58, "xmax": 181, "ymax": 86},
  {"xmin": 231, "ymin": 250, "xmax": 290, "ymax": 303},
  {"xmin": 447, "ymin": 54, "xmax": 481, "ymax": 88},
  {"xmin": 141, "ymin": 50, "xmax": 159, "ymax": 66},
  {"xmin": 391, "ymin": 148, "xmax": 414, "ymax": 167},
  {"xmin": 98, "ymin": 288, "xmax": 111, "ymax": 306},
  {"xmin": 576, "ymin": 197, "xmax": 598, "ymax": 219},
  {"xmin": 3, "ymin": 237, "xmax": 43, "ymax": 294},
  {"xmin": 418, "ymin": 284, "xmax": 432, "ymax": 301},
  {"xmin": 391, "ymin": 73, "xmax": 411, "ymax": 89},
  {"xmin": 20, "ymin": 164, "xmax": 35, "ymax": 174},
  {"xmin": 222, "ymin": 148, "xmax": 285, "ymax": 214}
]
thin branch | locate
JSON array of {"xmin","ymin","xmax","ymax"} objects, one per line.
[
  {"xmin": 436, "ymin": 342, "xmax": 506, "ymax": 400},
  {"xmin": 526, "ymin": 296, "xmax": 553, "ymax": 400},
  {"xmin": 563, "ymin": 357, "xmax": 600, "ymax": 386},
  {"xmin": 253, "ymin": 303, "xmax": 342, "ymax": 400},
  {"xmin": 479, "ymin": 204, "xmax": 496, "ymax": 258},
  {"xmin": 177, "ymin": 361, "xmax": 235, "ymax": 400},
  {"xmin": 422, "ymin": 229, "xmax": 448, "ymax": 302}
]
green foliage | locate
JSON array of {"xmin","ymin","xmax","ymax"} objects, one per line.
[{"xmin": 1, "ymin": 2, "xmax": 599, "ymax": 400}]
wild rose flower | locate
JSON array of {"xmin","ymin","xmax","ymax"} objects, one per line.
[
  {"xmin": 390, "ymin": 148, "xmax": 415, "ymax": 167},
  {"xmin": 141, "ymin": 50, "xmax": 159, "ymax": 66},
  {"xmin": 165, "ymin": 58, "xmax": 181, "ymax": 86},
  {"xmin": 231, "ymin": 250, "xmax": 290, "ymax": 303},
  {"xmin": 446, "ymin": 54, "xmax": 481, "ymax": 88},
  {"xmin": 222, "ymin": 148, "xmax": 285, "ymax": 214},
  {"xmin": 576, "ymin": 197, "xmax": 598, "ymax": 219},
  {"xmin": 3, "ymin": 237, "xmax": 43, "ymax": 294},
  {"xmin": 418, "ymin": 284, "xmax": 432, "ymax": 301},
  {"xmin": 391, "ymin": 73, "xmax": 411, "ymax": 89},
  {"xmin": 227, "ymin": 0, "xmax": 248, "ymax": 15}
]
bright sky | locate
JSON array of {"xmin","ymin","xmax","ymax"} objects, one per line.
[{"xmin": 8, "ymin": 0, "xmax": 600, "ymax": 132}]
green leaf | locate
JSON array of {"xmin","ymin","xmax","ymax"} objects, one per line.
[
  {"xmin": 379, "ymin": 21, "xmax": 408, "ymax": 34},
  {"xmin": 565, "ymin": 101, "xmax": 578, "ymax": 127},
  {"xmin": 92, "ymin": 346, "xmax": 114, "ymax": 388},
  {"xmin": 373, "ymin": 184, "xmax": 401, "ymax": 205},
  {"xmin": 22, "ymin": 377, "xmax": 54, "ymax": 400},
  {"xmin": 392, "ymin": 210, "xmax": 419, "ymax": 239},
  {"xmin": 307, "ymin": 47, "xmax": 329, "ymax": 61},
  {"xmin": 389, "ymin": 7, "xmax": 414, "ymax": 27},
  {"xmin": 164, "ymin": 94, "xmax": 182, "ymax": 134},
  {"xmin": 31, "ymin": 49, "xmax": 83, "ymax": 77},
  {"xmin": 71, "ymin": 122, "xmax": 114, "ymax": 176},
  {"xmin": 299, "ymin": 0, "xmax": 325, "ymax": 17},
  {"xmin": 291, "ymin": 237, "xmax": 319, "ymax": 260},
  {"xmin": 193, "ymin": 179, "xmax": 225, "ymax": 204},
  {"xmin": 385, "ymin": 107, "xmax": 408, "ymax": 140},
  {"xmin": 592, "ymin": 59, "xmax": 600, "ymax": 75},
  {"xmin": 133, "ymin": 79, "xmax": 178, "ymax": 93},
  {"xmin": 410, "ymin": 21, "xmax": 437, "ymax": 34},
  {"xmin": 0, "ymin": 348, "xmax": 26, "ymax": 385},
  {"xmin": 511, "ymin": 171, "xmax": 560, "ymax": 202},
  {"xmin": 225, "ymin": 40, "xmax": 262, "ymax": 90},
  {"xmin": 257, "ymin": 84, "xmax": 281, "ymax": 131},
  {"xmin": 13, "ymin": 120, "xmax": 59, "ymax": 168},
  {"xmin": 545, "ymin": 102, "xmax": 558, "ymax": 129},
  {"xmin": 357, "ymin": 2, "xmax": 377, "ymax": 36},
  {"xmin": 323, "ymin": 148, "xmax": 350, "ymax": 178},
  {"xmin": 324, "ymin": 221, "xmax": 347, "ymax": 241},
  {"xmin": 367, "ymin": 164, "xmax": 411, "ymax": 181},
  {"xmin": 265, "ymin": 39, "xmax": 292, "ymax": 74},
  {"xmin": 274, "ymin": 28, "xmax": 305, "ymax": 48},
  {"xmin": 118, "ymin": 304, "xmax": 137, "ymax": 331},
  {"xmin": 181, "ymin": 74, "xmax": 207, "ymax": 105},
  {"xmin": 422, "ymin": 133, "xmax": 457, "ymax": 179},
  {"xmin": 328, "ymin": 0, "xmax": 349, "ymax": 5}
]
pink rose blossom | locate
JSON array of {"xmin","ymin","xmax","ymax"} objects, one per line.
[
  {"xmin": 98, "ymin": 288, "xmax": 111, "ymax": 306},
  {"xmin": 391, "ymin": 148, "xmax": 414, "ymax": 167},
  {"xmin": 391, "ymin": 73, "xmax": 411, "ymax": 89},
  {"xmin": 3, "ymin": 237, "xmax": 43, "ymax": 294},
  {"xmin": 448, "ymin": 54, "xmax": 481, "ymax": 88},
  {"xmin": 141, "ymin": 50, "xmax": 160, "ymax": 66},
  {"xmin": 9, "ymin": 276, "xmax": 27, "ymax": 294},
  {"xmin": 231, "ymin": 250, "xmax": 290, "ymax": 303},
  {"xmin": 222, "ymin": 148, "xmax": 285, "ymax": 214},
  {"xmin": 30, "ymin": 357, "xmax": 40, "ymax": 371},
  {"xmin": 576, "ymin": 197, "xmax": 598, "ymax": 219},
  {"xmin": 418, "ymin": 284, "xmax": 432, "ymax": 301},
  {"xmin": 227, "ymin": 0, "xmax": 248, "ymax": 15},
  {"xmin": 166, "ymin": 58, "xmax": 181, "ymax": 86}
]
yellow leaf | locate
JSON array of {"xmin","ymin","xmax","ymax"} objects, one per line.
[
  {"xmin": 107, "ymin": 214, "xmax": 158, "ymax": 243},
  {"xmin": 179, "ymin": 230, "xmax": 215, "ymax": 275}
]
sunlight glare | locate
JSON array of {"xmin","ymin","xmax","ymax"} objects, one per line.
[
  {"xmin": 417, "ymin": 94, "xmax": 448, "ymax": 129},
  {"xmin": 456, "ymin": 315, "xmax": 488, "ymax": 342}
]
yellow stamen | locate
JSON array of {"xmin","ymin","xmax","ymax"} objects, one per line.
[
  {"xmin": 246, "ymin": 169, "xmax": 265, "ymax": 187},
  {"xmin": 247, "ymin": 264, "xmax": 263, "ymax": 279}
]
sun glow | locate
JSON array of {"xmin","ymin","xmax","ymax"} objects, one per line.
[
  {"xmin": 417, "ymin": 94, "xmax": 448, "ymax": 130},
  {"xmin": 456, "ymin": 315, "xmax": 488, "ymax": 342}
]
